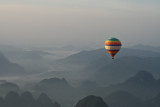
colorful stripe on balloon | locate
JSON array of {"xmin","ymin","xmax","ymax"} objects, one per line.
[
  {"xmin": 105, "ymin": 46, "xmax": 121, "ymax": 50},
  {"xmin": 105, "ymin": 41, "xmax": 121, "ymax": 46}
]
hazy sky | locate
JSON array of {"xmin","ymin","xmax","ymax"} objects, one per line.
[{"xmin": 0, "ymin": 0, "xmax": 160, "ymax": 48}]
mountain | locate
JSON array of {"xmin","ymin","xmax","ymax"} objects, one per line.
[
  {"xmin": 0, "ymin": 82, "xmax": 21, "ymax": 97},
  {"xmin": 75, "ymin": 95, "xmax": 108, "ymax": 107},
  {"xmin": 85, "ymin": 48, "xmax": 160, "ymax": 71},
  {"xmin": 0, "ymin": 80, "xmax": 8, "ymax": 84},
  {"xmin": 118, "ymin": 48, "xmax": 160, "ymax": 58},
  {"xmin": 78, "ymin": 81, "xmax": 99, "ymax": 90},
  {"xmin": 105, "ymin": 71, "xmax": 160, "ymax": 100},
  {"xmin": 20, "ymin": 92, "xmax": 37, "ymax": 107},
  {"xmin": 58, "ymin": 47, "xmax": 160, "ymax": 66},
  {"xmin": 0, "ymin": 44, "xmax": 52, "ymax": 73},
  {"xmin": 4, "ymin": 91, "xmax": 21, "ymax": 107},
  {"xmin": 91, "ymin": 56, "xmax": 160, "ymax": 86},
  {"xmin": 77, "ymin": 81, "xmax": 101, "ymax": 96},
  {"xmin": 0, "ymin": 97, "xmax": 4, "ymax": 106},
  {"xmin": 4, "ymin": 50, "xmax": 50, "ymax": 73},
  {"xmin": 0, "ymin": 44, "xmax": 47, "ymax": 61},
  {"xmin": 57, "ymin": 48, "xmax": 111, "ymax": 70},
  {"xmin": 105, "ymin": 91, "xmax": 144, "ymax": 107},
  {"xmin": 37, "ymin": 93, "xmax": 61, "ymax": 107},
  {"xmin": 149, "ymin": 93, "xmax": 160, "ymax": 107},
  {"xmin": 74, "ymin": 71, "xmax": 160, "ymax": 101},
  {"xmin": 123, "ymin": 70, "xmax": 156, "ymax": 87},
  {"xmin": 0, "ymin": 52, "xmax": 25, "ymax": 76},
  {"xmin": 55, "ymin": 47, "xmax": 160, "ymax": 84},
  {"xmin": 35, "ymin": 77, "xmax": 73, "ymax": 90},
  {"xmin": 131, "ymin": 44, "xmax": 160, "ymax": 53},
  {"xmin": 1, "ymin": 91, "xmax": 61, "ymax": 107},
  {"xmin": 0, "ymin": 44, "xmax": 21, "ymax": 52},
  {"xmin": 33, "ymin": 77, "xmax": 77, "ymax": 107}
]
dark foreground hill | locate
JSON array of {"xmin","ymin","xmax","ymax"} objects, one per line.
[
  {"xmin": 75, "ymin": 95, "xmax": 108, "ymax": 107},
  {"xmin": 105, "ymin": 90, "xmax": 160, "ymax": 107},
  {"xmin": 0, "ymin": 91, "xmax": 61, "ymax": 107},
  {"xmin": 33, "ymin": 77, "xmax": 77, "ymax": 107},
  {"xmin": 150, "ymin": 93, "xmax": 160, "ymax": 107}
]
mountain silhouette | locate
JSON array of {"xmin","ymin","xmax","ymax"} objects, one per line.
[
  {"xmin": 4, "ymin": 91, "xmax": 21, "ymax": 107},
  {"xmin": 105, "ymin": 91, "xmax": 144, "ymax": 107},
  {"xmin": 20, "ymin": 91, "xmax": 36, "ymax": 107},
  {"xmin": 57, "ymin": 48, "xmax": 160, "ymax": 86},
  {"xmin": 34, "ymin": 77, "xmax": 76, "ymax": 107},
  {"xmin": 0, "ymin": 52, "xmax": 25, "ymax": 76},
  {"xmin": 0, "ymin": 82, "xmax": 21, "ymax": 97},
  {"xmin": 131, "ymin": 44, "xmax": 160, "ymax": 53},
  {"xmin": 106, "ymin": 71, "xmax": 160, "ymax": 100},
  {"xmin": 149, "ymin": 92, "xmax": 160, "ymax": 107},
  {"xmin": 92, "ymin": 56, "xmax": 160, "ymax": 86},
  {"xmin": 35, "ymin": 77, "xmax": 73, "ymax": 91},
  {"xmin": 75, "ymin": 95, "xmax": 108, "ymax": 107},
  {"xmin": 0, "ymin": 91, "xmax": 61, "ymax": 107},
  {"xmin": 58, "ymin": 48, "xmax": 160, "ymax": 66},
  {"xmin": 124, "ymin": 70, "xmax": 156, "ymax": 87},
  {"xmin": 37, "ymin": 93, "xmax": 61, "ymax": 107}
]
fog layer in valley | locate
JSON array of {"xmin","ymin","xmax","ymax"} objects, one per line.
[{"xmin": 0, "ymin": 44, "xmax": 160, "ymax": 107}]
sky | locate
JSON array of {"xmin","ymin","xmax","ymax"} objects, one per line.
[{"xmin": 0, "ymin": 0, "xmax": 160, "ymax": 48}]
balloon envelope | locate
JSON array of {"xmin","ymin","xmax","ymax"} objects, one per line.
[{"xmin": 105, "ymin": 37, "xmax": 122, "ymax": 59}]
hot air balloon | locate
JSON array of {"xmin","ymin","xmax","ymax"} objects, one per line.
[{"xmin": 105, "ymin": 37, "xmax": 122, "ymax": 59}]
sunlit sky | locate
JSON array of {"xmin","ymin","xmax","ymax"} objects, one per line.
[{"xmin": 0, "ymin": 0, "xmax": 160, "ymax": 48}]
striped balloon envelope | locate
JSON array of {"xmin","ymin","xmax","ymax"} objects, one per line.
[{"xmin": 105, "ymin": 37, "xmax": 122, "ymax": 59}]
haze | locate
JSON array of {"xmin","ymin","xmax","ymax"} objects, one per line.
[{"xmin": 0, "ymin": 0, "xmax": 160, "ymax": 48}]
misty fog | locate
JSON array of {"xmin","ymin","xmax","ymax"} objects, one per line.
[{"xmin": 0, "ymin": 0, "xmax": 160, "ymax": 107}]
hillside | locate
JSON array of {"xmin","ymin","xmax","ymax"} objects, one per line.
[
  {"xmin": 105, "ymin": 91, "xmax": 144, "ymax": 107},
  {"xmin": 75, "ymin": 95, "xmax": 108, "ymax": 107},
  {"xmin": 0, "ymin": 52, "xmax": 25, "ymax": 76},
  {"xmin": 131, "ymin": 44, "xmax": 160, "ymax": 53},
  {"xmin": 91, "ymin": 56, "xmax": 160, "ymax": 86},
  {"xmin": 2, "ymin": 91, "xmax": 61, "ymax": 107},
  {"xmin": 104, "ymin": 71, "xmax": 160, "ymax": 99}
]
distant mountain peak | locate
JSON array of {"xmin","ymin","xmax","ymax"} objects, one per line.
[
  {"xmin": 0, "ymin": 82, "xmax": 19, "ymax": 88},
  {"xmin": 125, "ymin": 70, "xmax": 155, "ymax": 86},
  {"xmin": 134, "ymin": 70, "xmax": 155, "ymax": 81},
  {"xmin": 136, "ymin": 70, "xmax": 154, "ymax": 77},
  {"xmin": 40, "ymin": 77, "xmax": 68, "ymax": 85}
]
